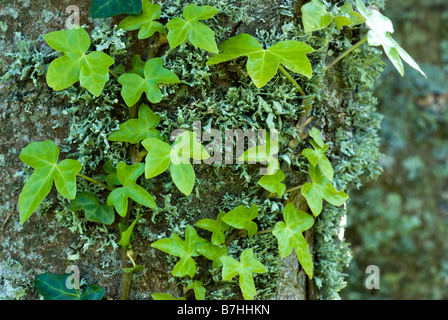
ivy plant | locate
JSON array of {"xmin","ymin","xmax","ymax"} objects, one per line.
[
  {"xmin": 69, "ymin": 191, "xmax": 115, "ymax": 225},
  {"xmin": 117, "ymin": 0, "xmax": 166, "ymax": 40},
  {"xmin": 44, "ymin": 28, "xmax": 114, "ymax": 97},
  {"xmin": 18, "ymin": 140, "xmax": 82, "ymax": 225},
  {"xmin": 34, "ymin": 273, "xmax": 104, "ymax": 300},
  {"xmin": 207, "ymin": 33, "xmax": 313, "ymax": 88},
  {"xmin": 166, "ymin": 3, "xmax": 219, "ymax": 53}
]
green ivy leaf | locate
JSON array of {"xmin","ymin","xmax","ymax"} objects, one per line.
[
  {"xmin": 122, "ymin": 265, "xmax": 145, "ymax": 274},
  {"xmin": 103, "ymin": 161, "xmax": 120, "ymax": 188},
  {"xmin": 187, "ymin": 280, "xmax": 206, "ymax": 300},
  {"xmin": 301, "ymin": 0, "xmax": 365, "ymax": 32},
  {"xmin": 89, "ymin": 0, "xmax": 142, "ymax": 18},
  {"xmin": 118, "ymin": 57, "xmax": 179, "ymax": 106},
  {"xmin": 333, "ymin": 3, "xmax": 366, "ymax": 29},
  {"xmin": 45, "ymin": 28, "xmax": 114, "ymax": 97},
  {"xmin": 118, "ymin": 214, "xmax": 143, "ymax": 250},
  {"xmin": 34, "ymin": 273, "xmax": 104, "ymax": 300},
  {"xmin": 302, "ymin": 128, "xmax": 333, "ymax": 181},
  {"xmin": 195, "ymin": 211, "xmax": 230, "ymax": 245},
  {"xmin": 196, "ymin": 243, "xmax": 228, "ymax": 268},
  {"xmin": 272, "ymin": 203, "xmax": 314, "ymax": 279},
  {"xmin": 238, "ymin": 131, "xmax": 279, "ymax": 175},
  {"xmin": 207, "ymin": 33, "xmax": 314, "ymax": 88},
  {"xmin": 69, "ymin": 191, "xmax": 115, "ymax": 225},
  {"xmin": 107, "ymin": 162, "xmax": 156, "ymax": 217},
  {"xmin": 108, "ymin": 104, "xmax": 161, "ymax": 144},
  {"xmin": 18, "ymin": 140, "xmax": 82, "ymax": 225},
  {"xmin": 142, "ymin": 131, "xmax": 209, "ymax": 196},
  {"xmin": 301, "ymin": 164, "xmax": 348, "ymax": 216},
  {"xmin": 118, "ymin": 0, "xmax": 166, "ymax": 39},
  {"xmin": 166, "ymin": 3, "xmax": 218, "ymax": 53},
  {"xmin": 151, "ymin": 225, "xmax": 207, "ymax": 278},
  {"xmin": 151, "ymin": 293, "xmax": 186, "ymax": 300},
  {"xmin": 221, "ymin": 204, "xmax": 258, "ymax": 237},
  {"xmin": 355, "ymin": 0, "xmax": 426, "ymax": 78},
  {"xmin": 257, "ymin": 168, "xmax": 286, "ymax": 197},
  {"xmin": 220, "ymin": 249, "xmax": 267, "ymax": 300}
]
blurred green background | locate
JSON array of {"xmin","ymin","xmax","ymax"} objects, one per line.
[{"xmin": 342, "ymin": 0, "xmax": 448, "ymax": 299}]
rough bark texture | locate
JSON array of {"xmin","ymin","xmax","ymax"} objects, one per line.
[{"xmin": 0, "ymin": 0, "xmax": 382, "ymax": 300}]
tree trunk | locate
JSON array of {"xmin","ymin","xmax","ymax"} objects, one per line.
[{"xmin": 0, "ymin": 0, "xmax": 383, "ymax": 300}]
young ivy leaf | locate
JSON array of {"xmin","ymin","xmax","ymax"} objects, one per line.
[
  {"xmin": 18, "ymin": 140, "xmax": 82, "ymax": 225},
  {"xmin": 151, "ymin": 293, "xmax": 186, "ymax": 300},
  {"xmin": 89, "ymin": 0, "xmax": 142, "ymax": 18},
  {"xmin": 118, "ymin": 0, "xmax": 166, "ymax": 39},
  {"xmin": 207, "ymin": 33, "xmax": 314, "ymax": 88},
  {"xmin": 301, "ymin": 0, "xmax": 365, "ymax": 33},
  {"xmin": 108, "ymin": 104, "xmax": 161, "ymax": 144},
  {"xmin": 45, "ymin": 28, "xmax": 114, "ymax": 97},
  {"xmin": 272, "ymin": 203, "xmax": 314, "ymax": 279},
  {"xmin": 103, "ymin": 161, "xmax": 120, "ymax": 188},
  {"xmin": 220, "ymin": 249, "xmax": 267, "ymax": 300},
  {"xmin": 151, "ymin": 225, "xmax": 208, "ymax": 278},
  {"xmin": 257, "ymin": 168, "xmax": 286, "ymax": 197},
  {"xmin": 69, "ymin": 191, "xmax": 115, "ymax": 225},
  {"xmin": 142, "ymin": 131, "xmax": 210, "ymax": 196},
  {"xmin": 301, "ymin": 164, "xmax": 348, "ymax": 216},
  {"xmin": 301, "ymin": 128, "xmax": 334, "ymax": 181},
  {"xmin": 195, "ymin": 211, "xmax": 230, "ymax": 245},
  {"xmin": 117, "ymin": 214, "xmax": 142, "ymax": 250},
  {"xmin": 34, "ymin": 273, "xmax": 104, "ymax": 300},
  {"xmin": 187, "ymin": 280, "xmax": 206, "ymax": 300},
  {"xmin": 196, "ymin": 243, "xmax": 228, "ymax": 268},
  {"xmin": 106, "ymin": 162, "xmax": 156, "ymax": 217},
  {"xmin": 118, "ymin": 57, "xmax": 180, "ymax": 107},
  {"xmin": 221, "ymin": 204, "xmax": 258, "ymax": 237},
  {"xmin": 238, "ymin": 131, "xmax": 279, "ymax": 175},
  {"xmin": 166, "ymin": 3, "xmax": 218, "ymax": 53},
  {"xmin": 355, "ymin": 0, "xmax": 426, "ymax": 78}
]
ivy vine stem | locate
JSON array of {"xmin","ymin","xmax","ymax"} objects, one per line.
[
  {"xmin": 285, "ymin": 184, "xmax": 303, "ymax": 194},
  {"xmin": 278, "ymin": 65, "xmax": 306, "ymax": 96},
  {"xmin": 76, "ymin": 173, "xmax": 113, "ymax": 191},
  {"xmin": 108, "ymin": 68, "xmax": 120, "ymax": 79},
  {"xmin": 323, "ymin": 36, "xmax": 367, "ymax": 72}
]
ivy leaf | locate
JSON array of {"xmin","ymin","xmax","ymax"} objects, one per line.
[
  {"xmin": 103, "ymin": 161, "xmax": 120, "ymax": 188},
  {"xmin": 301, "ymin": 164, "xmax": 348, "ymax": 216},
  {"xmin": 333, "ymin": 3, "xmax": 366, "ymax": 29},
  {"xmin": 142, "ymin": 131, "xmax": 209, "ymax": 196},
  {"xmin": 195, "ymin": 211, "xmax": 230, "ymax": 245},
  {"xmin": 151, "ymin": 225, "xmax": 207, "ymax": 278},
  {"xmin": 221, "ymin": 204, "xmax": 258, "ymax": 237},
  {"xmin": 122, "ymin": 265, "xmax": 145, "ymax": 274},
  {"xmin": 45, "ymin": 28, "xmax": 114, "ymax": 97},
  {"xmin": 257, "ymin": 168, "xmax": 286, "ymax": 197},
  {"xmin": 187, "ymin": 280, "xmax": 206, "ymax": 300},
  {"xmin": 118, "ymin": 0, "xmax": 166, "ymax": 39},
  {"xmin": 108, "ymin": 104, "xmax": 161, "ymax": 144},
  {"xmin": 196, "ymin": 243, "xmax": 228, "ymax": 268},
  {"xmin": 18, "ymin": 140, "xmax": 82, "ymax": 225},
  {"xmin": 355, "ymin": 0, "xmax": 426, "ymax": 78},
  {"xmin": 118, "ymin": 214, "xmax": 142, "ymax": 250},
  {"xmin": 151, "ymin": 293, "xmax": 186, "ymax": 300},
  {"xmin": 207, "ymin": 33, "xmax": 314, "ymax": 88},
  {"xmin": 220, "ymin": 249, "xmax": 267, "ymax": 300},
  {"xmin": 107, "ymin": 162, "xmax": 156, "ymax": 217},
  {"xmin": 34, "ymin": 273, "xmax": 104, "ymax": 300},
  {"xmin": 89, "ymin": 0, "xmax": 142, "ymax": 18},
  {"xmin": 69, "ymin": 191, "xmax": 115, "ymax": 225},
  {"xmin": 166, "ymin": 3, "xmax": 218, "ymax": 53},
  {"xmin": 238, "ymin": 131, "xmax": 279, "ymax": 175},
  {"xmin": 118, "ymin": 57, "xmax": 179, "ymax": 106},
  {"xmin": 302, "ymin": 128, "xmax": 333, "ymax": 181},
  {"xmin": 272, "ymin": 203, "xmax": 314, "ymax": 279},
  {"xmin": 301, "ymin": 0, "xmax": 365, "ymax": 32},
  {"xmin": 301, "ymin": 0, "xmax": 333, "ymax": 33},
  {"xmin": 129, "ymin": 55, "xmax": 146, "ymax": 77}
]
